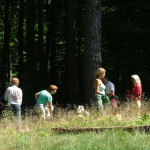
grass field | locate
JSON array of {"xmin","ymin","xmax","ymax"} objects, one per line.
[
  {"xmin": 1, "ymin": 130, "xmax": 150, "ymax": 150},
  {"xmin": 0, "ymin": 100, "xmax": 150, "ymax": 150}
]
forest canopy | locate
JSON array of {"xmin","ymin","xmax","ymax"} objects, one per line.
[{"xmin": 0, "ymin": 0, "xmax": 150, "ymax": 107}]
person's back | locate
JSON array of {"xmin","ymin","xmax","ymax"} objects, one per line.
[
  {"xmin": 5, "ymin": 85, "xmax": 22, "ymax": 105},
  {"xmin": 36, "ymin": 90, "xmax": 52, "ymax": 105},
  {"xmin": 4, "ymin": 77, "xmax": 22, "ymax": 130},
  {"xmin": 35, "ymin": 85, "xmax": 58, "ymax": 119}
]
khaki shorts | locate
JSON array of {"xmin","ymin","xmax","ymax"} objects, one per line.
[{"xmin": 131, "ymin": 100, "xmax": 141, "ymax": 108}]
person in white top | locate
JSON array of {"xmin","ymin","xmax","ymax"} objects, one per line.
[
  {"xmin": 5, "ymin": 77, "xmax": 22, "ymax": 129},
  {"xmin": 102, "ymin": 77, "xmax": 119, "ymax": 114},
  {"xmin": 94, "ymin": 68, "xmax": 106, "ymax": 111},
  {"xmin": 102, "ymin": 77, "xmax": 115, "ymax": 97}
]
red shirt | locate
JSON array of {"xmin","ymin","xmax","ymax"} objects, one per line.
[{"xmin": 131, "ymin": 83, "xmax": 142, "ymax": 100}]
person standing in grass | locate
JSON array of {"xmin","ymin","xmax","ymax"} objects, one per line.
[
  {"xmin": 94, "ymin": 68, "xmax": 106, "ymax": 111},
  {"xmin": 4, "ymin": 77, "xmax": 23, "ymax": 130},
  {"xmin": 102, "ymin": 77, "xmax": 119, "ymax": 115},
  {"xmin": 35, "ymin": 85, "xmax": 58, "ymax": 119},
  {"xmin": 127, "ymin": 74, "xmax": 142, "ymax": 115}
]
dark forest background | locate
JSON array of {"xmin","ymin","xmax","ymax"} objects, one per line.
[{"xmin": 0, "ymin": 0, "xmax": 150, "ymax": 107}]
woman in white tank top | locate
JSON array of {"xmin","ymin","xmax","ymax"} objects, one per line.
[{"xmin": 94, "ymin": 68, "xmax": 106, "ymax": 111}]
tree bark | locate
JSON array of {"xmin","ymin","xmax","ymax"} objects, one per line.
[
  {"xmin": 24, "ymin": 0, "xmax": 37, "ymax": 106},
  {"xmin": 65, "ymin": 0, "xmax": 79, "ymax": 104},
  {"xmin": 76, "ymin": 0, "xmax": 85, "ymax": 103},
  {"xmin": 1, "ymin": 0, "xmax": 11, "ymax": 92},
  {"xmin": 84, "ymin": 0, "xmax": 102, "ymax": 103},
  {"xmin": 37, "ymin": 0, "xmax": 46, "ymax": 89},
  {"xmin": 49, "ymin": 0, "xmax": 57, "ymax": 84},
  {"xmin": 17, "ymin": 0, "xmax": 25, "ymax": 82}
]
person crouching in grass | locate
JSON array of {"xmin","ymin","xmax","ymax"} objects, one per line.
[
  {"xmin": 35, "ymin": 85, "xmax": 58, "ymax": 120},
  {"xmin": 102, "ymin": 77, "xmax": 119, "ymax": 115}
]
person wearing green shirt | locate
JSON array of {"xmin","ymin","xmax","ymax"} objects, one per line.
[{"xmin": 35, "ymin": 85, "xmax": 58, "ymax": 119}]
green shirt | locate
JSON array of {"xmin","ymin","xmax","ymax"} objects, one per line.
[{"xmin": 37, "ymin": 90, "xmax": 52, "ymax": 105}]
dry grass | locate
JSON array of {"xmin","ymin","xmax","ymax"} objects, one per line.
[
  {"xmin": 0, "ymin": 100, "xmax": 150, "ymax": 150},
  {"xmin": 22, "ymin": 100, "xmax": 150, "ymax": 130},
  {"xmin": 0, "ymin": 100, "xmax": 150, "ymax": 131}
]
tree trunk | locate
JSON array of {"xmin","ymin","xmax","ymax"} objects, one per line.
[
  {"xmin": 39, "ymin": 0, "xmax": 51, "ymax": 87},
  {"xmin": 49, "ymin": 0, "xmax": 57, "ymax": 84},
  {"xmin": 76, "ymin": 0, "xmax": 85, "ymax": 104},
  {"xmin": 84, "ymin": 0, "xmax": 102, "ymax": 103},
  {"xmin": 24, "ymin": 0, "xmax": 37, "ymax": 106},
  {"xmin": 17, "ymin": 0, "xmax": 25, "ymax": 82},
  {"xmin": 65, "ymin": 0, "xmax": 79, "ymax": 104},
  {"xmin": 1, "ymin": 0, "xmax": 11, "ymax": 92},
  {"xmin": 38, "ymin": 0, "xmax": 46, "ymax": 89}
]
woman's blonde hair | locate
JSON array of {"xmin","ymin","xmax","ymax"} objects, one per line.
[
  {"xmin": 96, "ymin": 68, "xmax": 106, "ymax": 78},
  {"xmin": 131, "ymin": 74, "xmax": 141, "ymax": 84}
]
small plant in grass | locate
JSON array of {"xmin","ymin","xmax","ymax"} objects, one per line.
[{"xmin": 130, "ymin": 113, "xmax": 150, "ymax": 126}]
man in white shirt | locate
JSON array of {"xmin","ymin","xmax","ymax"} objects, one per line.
[
  {"xmin": 104, "ymin": 79, "xmax": 115, "ymax": 98},
  {"xmin": 5, "ymin": 77, "xmax": 22, "ymax": 129},
  {"xmin": 102, "ymin": 77, "xmax": 119, "ymax": 114}
]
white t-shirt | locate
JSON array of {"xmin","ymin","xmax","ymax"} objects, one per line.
[
  {"xmin": 105, "ymin": 81, "xmax": 115, "ymax": 95},
  {"xmin": 5, "ymin": 85, "xmax": 22, "ymax": 105}
]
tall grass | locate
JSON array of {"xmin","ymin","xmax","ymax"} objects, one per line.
[
  {"xmin": 0, "ymin": 100, "xmax": 150, "ymax": 150},
  {"xmin": 0, "ymin": 129, "xmax": 150, "ymax": 150}
]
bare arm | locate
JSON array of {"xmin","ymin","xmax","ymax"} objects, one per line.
[
  {"xmin": 47, "ymin": 102, "xmax": 53, "ymax": 113},
  {"xmin": 108, "ymin": 90, "xmax": 115, "ymax": 98},
  {"xmin": 35, "ymin": 92, "xmax": 40, "ymax": 100},
  {"xmin": 4, "ymin": 89, "xmax": 9, "ymax": 101},
  {"xmin": 0, "ymin": 101, "xmax": 7, "ymax": 107}
]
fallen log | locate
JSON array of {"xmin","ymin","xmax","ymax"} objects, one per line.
[{"xmin": 52, "ymin": 125, "xmax": 150, "ymax": 134}]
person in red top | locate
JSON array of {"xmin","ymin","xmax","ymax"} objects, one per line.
[{"xmin": 128, "ymin": 74, "xmax": 142, "ymax": 114}]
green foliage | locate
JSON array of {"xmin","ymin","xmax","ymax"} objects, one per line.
[
  {"xmin": 0, "ymin": 0, "xmax": 150, "ymax": 105},
  {"xmin": 1, "ymin": 127, "xmax": 150, "ymax": 150},
  {"xmin": 132, "ymin": 113, "xmax": 150, "ymax": 125}
]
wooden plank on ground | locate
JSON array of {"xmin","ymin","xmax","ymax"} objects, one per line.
[{"xmin": 52, "ymin": 125, "xmax": 150, "ymax": 134}]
